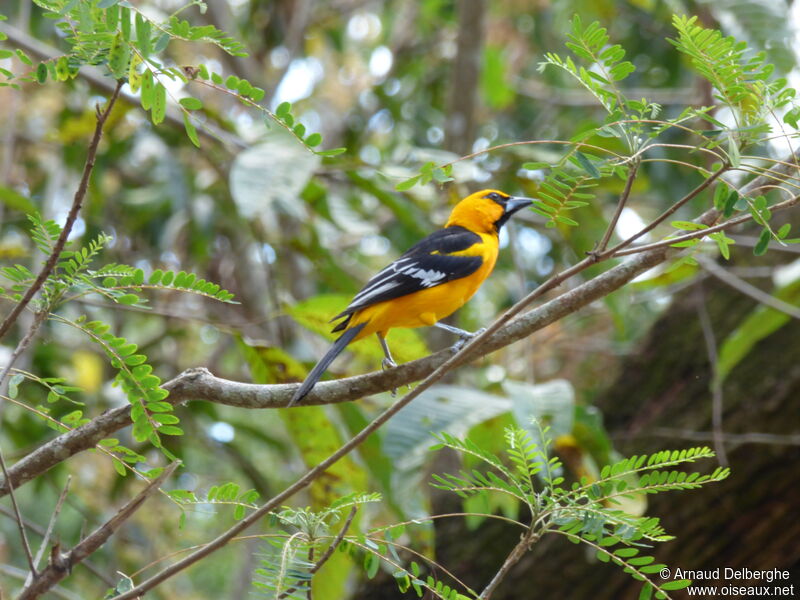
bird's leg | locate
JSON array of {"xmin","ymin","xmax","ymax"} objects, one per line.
[
  {"xmin": 434, "ymin": 322, "xmax": 487, "ymax": 353},
  {"xmin": 377, "ymin": 333, "xmax": 398, "ymax": 396},
  {"xmin": 377, "ymin": 333, "xmax": 397, "ymax": 369}
]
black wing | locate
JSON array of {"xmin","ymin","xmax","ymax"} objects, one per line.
[{"xmin": 332, "ymin": 226, "xmax": 483, "ymax": 328}]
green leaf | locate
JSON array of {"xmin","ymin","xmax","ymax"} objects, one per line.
[
  {"xmin": 182, "ymin": 112, "xmax": 200, "ymax": 148},
  {"xmin": 108, "ymin": 31, "xmax": 130, "ymax": 79},
  {"xmin": 35, "ymin": 62, "xmax": 48, "ymax": 84},
  {"xmin": 305, "ymin": 132, "xmax": 322, "ymax": 147},
  {"xmin": 151, "ymin": 82, "xmax": 166, "ymax": 125},
  {"xmin": 135, "ymin": 13, "xmax": 151, "ymax": 57},
  {"xmin": 117, "ymin": 293, "xmax": 140, "ymax": 305},
  {"xmin": 317, "ymin": 147, "xmax": 347, "ymax": 157},
  {"xmin": 179, "ymin": 97, "xmax": 203, "ymax": 110},
  {"xmin": 661, "ymin": 579, "xmax": 691, "ymax": 591},
  {"xmin": 140, "ymin": 69, "xmax": 154, "ymax": 110},
  {"xmin": 276, "ymin": 101, "xmax": 291, "ymax": 118},
  {"xmin": 395, "ymin": 176, "xmax": 419, "ymax": 191},
  {"xmin": 153, "ymin": 32, "xmax": 170, "ymax": 54},
  {"xmin": 158, "ymin": 425, "xmax": 183, "ymax": 436},
  {"xmin": 753, "ymin": 228, "xmax": 771, "ymax": 256},
  {"xmin": 15, "ymin": 48, "xmax": 32, "ymax": 66},
  {"xmin": 120, "ymin": 6, "xmax": 131, "ymax": 40}
]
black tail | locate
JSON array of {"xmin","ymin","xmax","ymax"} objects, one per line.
[{"xmin": 288, "ymin": 322, "xmax": 367, "ymax": 407}]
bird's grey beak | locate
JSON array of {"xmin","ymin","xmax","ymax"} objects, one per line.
[{"xmin": 504, "ymin": 196, "xmax": 535, "ymax": 215}]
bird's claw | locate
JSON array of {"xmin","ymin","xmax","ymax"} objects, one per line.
[
  {"xmin": 450, "ymin": 327, "xmax": 487, "ymax": 353},
  {"xmin": 381, "ymin": 357, "xmax": 398, "ymax": 396}
]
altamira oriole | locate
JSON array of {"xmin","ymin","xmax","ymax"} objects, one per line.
[{"xmin": 288, "ymin": 189, "xmax": 533, "ymax": 406}]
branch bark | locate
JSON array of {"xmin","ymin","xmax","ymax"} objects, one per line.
[
  {"xmin": 2, "ymin": 153, "xmax": 797, "ymax": 504},
  {"xmin": 1, "ymin": 245, "xmax": 665, "ymax": 499},
  {"xmin": 17, "ymin": 462, "xmax": 177, "ymax": 599}
]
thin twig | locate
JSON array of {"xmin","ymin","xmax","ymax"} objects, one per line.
[
  {"xmin": 695, "ymin": 283, "xmax": 729, "ymax": 467},
  {"xmin": 0, "ymin": 444, "xmax": 37, "ymax": 575},
  {"xmin": 696, "ymin": 255, "xmax": 800, "ymax": 319},
  {"xmin": 612, "ymin": 194, "xmax": 800, "ymax": 257},
  {"xmin": 0, "ymin": 504, "xmax": 115, "ymax": 586},
  {"xmin": 594, "ymin": 159, "xmax": 640, "ymax": 255},
  {"xmin": 600, "ymin": 164, "xmax": 728, "ymax": 258},
  {"xmin": 30, "ymin": 476, "xmax": 71, "ymax": 576},
  {"xmin": 0, "ymin": 310, "xmax": 49, "ymax": 405},
  {"xmin": 480, "ymin": 528, "xmax": 540, "ymax": 599},
  {"xmin": 636, "ymin": 428, "xmax": 800, "ymax": 446},
  {"xmin": 18, "ymin": 462, "xmax": 178, "ymax": 599},
  {"xmin": 311, "ymin": 505, "xmax": 357, "ymax": 574},
  {"xmin": 0, "ymin": 79, "xmax": 123, "ymax": 343},
  {"xmin": 276, "ymin": 506, "xmax": 357, "ymax": 600}
]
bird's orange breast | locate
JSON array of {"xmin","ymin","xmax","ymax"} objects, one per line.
[{"xmin": 347, "ymin": 232, "xmax": 499, "ymax": 339}]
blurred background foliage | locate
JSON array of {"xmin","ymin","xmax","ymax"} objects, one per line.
[{"xmin": 1, "ymin": 0, "xmax": 799, "ymax": 597}]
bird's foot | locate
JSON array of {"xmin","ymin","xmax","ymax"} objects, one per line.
[
  {"xmin": 450, "ymin": 327, "xmax": 487, "ymax": 353},
  {"xmin": 381, "ymin": 357, "xmax": 398, "ymax": 396}
]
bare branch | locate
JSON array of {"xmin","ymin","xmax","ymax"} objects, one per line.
[
  {"xmin": 1, "ymin": 246, "xmax": 665, "ymax": 500},
  {"xmin": 594, "ymin": 159, "xmax": 640, "ymax": 255},
  {"xmin": 0, "ymin": 443, "xmax": 37, "ymax": 575},
  {"xmin": 697, "ymin": 255, "xmax": 800, "ymax": 319},
  {"xmin": 695, "ymin": 284, "xmax": 729, "ymax": 467},
  {"xmin": 17, "ymin": 462, "xmax": 178, "ymax": 599},
  {"xmin": 0, "ymin": 80, "xmax": 123, "ymax": 343},
  {"xmin": 311, "ymin": 506, "xmax": 357, "ymax": 574},
  {"xmin": 0, "ymin": 504, "xmax": 115, "ymax": 586},
  {"xmin": 639, "ymin": 428, "xmax": 800, "ymax": 446},
  {"xmin": 29, "ymin": 476, "xmax": 71, "ymax": 579},
  {"xmin": 4, "ymin": 153, "xmax": 798, "ymax": 504},
  {"xmin": 0, "ymin": 564, "xmax": 81, "ymax": 600},
  {"xmin": 600, "ymin": 164, "xmax": 728, "ymax": 258},
  {"xmin": 480, "ymin": 529, "xmax": 540, "ymax": 599}
]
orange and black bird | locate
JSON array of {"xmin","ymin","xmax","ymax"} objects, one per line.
[{"xmin": 288, "ymin": 189, "xmax": 533, "ymax": 406}]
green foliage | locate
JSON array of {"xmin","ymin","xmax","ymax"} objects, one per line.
[
  {"xmin": 253, "ymin": 493, "xmax": 381, "ymax": 598},
  {"xmin": 0, "ymin": 212, "xmax": 235, "ymax": 462},
  {"xmin": 527, "ymin": 164, "xmax": 596, "ymax": 228},
  {"xmin": 168, "ymin": 482, "xmax": 261, "ymax": 523},
  {"xmin": 540, "ymin": 15, "xmax": 635, "ymax": 114},
  {"xmin": 0, "ymin": 0, "xmax": 347, "ymax": 156},
  {"xmin": 431, "ymin": 423, "xmax": 729, "ymax": 599},
  {"xmin": 395, "ymin": 162, "xmax": 454, "ymax": 191},
  {"xmin": 669, "ymin": 15, "xmax": 796, "ymax": 143}
]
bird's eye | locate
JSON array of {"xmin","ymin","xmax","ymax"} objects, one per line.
[{"xmin": 487, "ymin": 192, "xmax": 503, "ymax": 202}]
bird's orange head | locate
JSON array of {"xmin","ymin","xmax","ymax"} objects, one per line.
[{"xmin": 445, "ymin": 189, "xmax": 533, "ymax": 234}]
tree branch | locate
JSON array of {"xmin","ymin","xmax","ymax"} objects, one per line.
[
  {"xmin": 3, "ymin": 153, "xmax": 798, "ymax": 502},
  {"xmin": 0, "ymin": 80, "xmax": 123, "ymax": 343},
  {"xmin": 26, "ymin": 475, "xmax": 71, "ymax": 586},
  {"xmin": 0, "ymin": 443, "xmax": 36, "ymax": 575},
  {"xmin": 696, "ymin": 254, "xmax": 800, "ymax": 319},
  {"xmin": 1, "ymin": 246, "xmax": 665, "ymax": 499},
  {"xmin": 594, "ymin": 159, "xmax": 639, "ymax": 255},
  {"xmin": 480, "ymin": 529, "xmax": 539, "ymax": 600},
  {"xmin": 17, "ymin": 462, "xmax": 178, "ymax": 599},
  {"xmin": 695, "ymin": 283, "xmax": 729, "ymax": 467}
]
